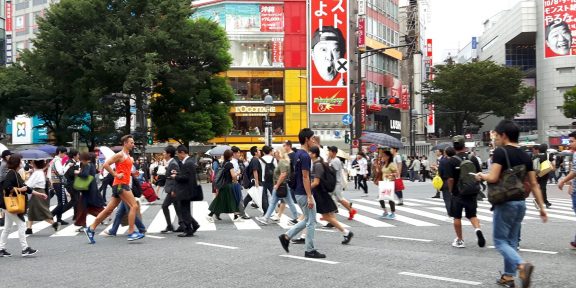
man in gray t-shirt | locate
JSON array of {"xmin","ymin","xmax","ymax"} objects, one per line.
[{"xmin": 327, "ymin": 146, "xmax": 357, "ymax": 220}]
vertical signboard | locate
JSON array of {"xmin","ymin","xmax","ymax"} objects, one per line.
[
  {"xmin": 543, "ymin": 1, "xmax": 576, "ymax": 58},
  {"xmin": 360, "ymin": 81, "xmax": 366, "ymax": 129},
  {"xmin": 357, "ymin": 16, "xmax": 366, "ymax": 49},
  {"xmin": 5, "ymin": 0, "xmax": 13, "ymax": 65},
  {"xmin": 5, "ymin": 0, "xmax": 12, "ymax": 32},
  {"xmin": 400, "ymin": 84, "xmax": 409, "ymax": 111},
  {"xmin": 426, "ymin": 39, "xmax": 432, "ymax": 57},
  {"xmin": 427, "ymin": 104, "xmax": 435, "ymax": 134},
  {"xmin": 309, "ymin": 0, "xmax": 350, "ymax": 114}
]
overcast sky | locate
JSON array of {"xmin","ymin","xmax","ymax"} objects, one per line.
[{"xmin": 413, "ymin": 0, "xmax": 521, "ymax": 64}]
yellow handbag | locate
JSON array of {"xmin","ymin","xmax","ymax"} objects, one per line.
[
  {"xmin": 538, "ymin": 160, "xmax": 553, "ymax": 177},
  {"xmin": 3, "ymin": 170, "xmax": 26, "ymax": 214},
  {"xmin": 432, "ymin": 173, "xmax": 444, "ymax": 190}
]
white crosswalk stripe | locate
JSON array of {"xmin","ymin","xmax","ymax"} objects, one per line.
[{"xmin": 2, "ymin": 198, "xmax": 573, "ymax": 238}]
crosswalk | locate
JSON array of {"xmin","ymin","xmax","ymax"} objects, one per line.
[{"xmin": 0, "ymin": 198, "xmax": 573, "ymax": 237}]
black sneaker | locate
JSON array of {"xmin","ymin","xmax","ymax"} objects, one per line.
[
  {"xmin": 161, "ymin": 226, "xmax": 174, "ymax": 234},
  {"xmin": 59, "ymin": 220, "xmax": 69, "ymax": 225},
  {"xmin": 323, "ymin": 223, "xmax": 334, "ymax": 228},
  {"xmin": 496, "ymin": 275, "xmax": 515, "ymax": 287},
  {"xmin": 0, "ymin": 218, "xmax": 4, "ymax": 227},
  {"xmin": 240, "ymin": 215, "xmax": 251, "ymax": 220},
  {"xmin": 288, "ymin": 219, "xmax": 298, "ymax": 225},
  {"xmin": 342, "ymin": 231, "xmax": 354, "ymax": 244},
  {"xmin": 476, "ymin": 230, "xmax": 486, "ymax": 248},
  {"xmin": 22, "ymin": 247, "xmax": 38, "ymax": 257},
  {"xmin": 291, "ymin": 237, "xmax": 305, "ymax": 244},
  {"xmin": 25, "ymin": 228, "xmax": 33, "ymax": 235},
  {"xmin": 52, "ymin": 222, "xmax": 60, "ymax": 231},
  {"xmin": 278, "ymin": 234, "xmax": 290, "ymax": 253},
  {"xmin": 0, "ymin": 249, "xmax": 12, "ymax": 257},
  {"xmin": 304, "ymin": 250, "xmax": 326, "ymax": 259}
]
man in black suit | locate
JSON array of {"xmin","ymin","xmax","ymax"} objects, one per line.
[
  {"xmin": 173, "ymin": 145, "xmax": 201, "ymax": 237},
  {"xmin": 161, "ymin": 146, "xmax": 183, "ymax": 233}
]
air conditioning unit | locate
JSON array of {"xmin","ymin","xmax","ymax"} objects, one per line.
[{"xmin": 401, "ymin": 137, "xmax": 408, "ymax": 143}]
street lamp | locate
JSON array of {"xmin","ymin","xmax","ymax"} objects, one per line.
[{"xmin": 263, "ymin": 89, "xmax": 274, "ymax": 146}]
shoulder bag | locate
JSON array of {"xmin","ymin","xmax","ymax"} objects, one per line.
[{"xmin": 3, "ymin": 170, "xmax": 27, "ymax": 214}]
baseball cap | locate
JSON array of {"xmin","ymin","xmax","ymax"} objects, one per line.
[
  {"xmin": 452, "ymin": 135, "xmax": 466, "ymax": 145},
  {"xmin": 1, "ymin": 150, "xmax": 13, "ymax": 158}
]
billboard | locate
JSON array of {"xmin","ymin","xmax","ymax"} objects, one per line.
[
  {"xmin": 5, "ymin": 1, "xmax": 12, "ymax": 32},
  {"xmin": 309, "ymin": 0, "xmax": 349, "ymax": 114},
  {"xmin": 7, "ymin": 115, "xmax": 49, "ymax": 145},
  {"xmin": 193, "ymin": 4, "xmax": 284, "ymax": 33},
  {"xmin": 544, "ymin": 1, "xmax": 576, "ymax": 58}
]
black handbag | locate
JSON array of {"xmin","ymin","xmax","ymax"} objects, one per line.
[
  {"xmin": 276, "ymin": 183, "xmax": 288, "ymax": 198},
  {"xmin": 191, "ymin": 184, "xmax": 204, "ymax": 201}
]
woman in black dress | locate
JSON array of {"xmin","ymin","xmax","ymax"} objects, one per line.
[
  {"xmin": 207, "ymin": 150, "xmax": 240, "ymax": 222},
  {"xmin": 309, "ymin": 146, "xmax": 354, "ymax": 244}
]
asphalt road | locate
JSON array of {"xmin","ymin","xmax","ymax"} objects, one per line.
[{"xmin": 1, "ymin": 180, "xmax": 574, "ymax": 288}]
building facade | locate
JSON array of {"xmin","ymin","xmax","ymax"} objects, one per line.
[
  {"xmin": 193, "ymin": 0, "xmax": 307, "ymax": 149},
  {"xmin": 1, "ymin": 0, "xmax": 7, "ymax": 66},
  {"xmin": 10, "ymin": 0, "xmax": 55, "ymax": 61},
  {"xmin": 467, "ymin": 0, "xmax": 576, "ymax": 148}
]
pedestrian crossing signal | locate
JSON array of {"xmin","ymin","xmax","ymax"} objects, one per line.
[{"xmin": 379, "ymin": 97, "xmax": 399, "ymax": 105}]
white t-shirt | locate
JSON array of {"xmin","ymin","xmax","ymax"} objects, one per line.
[
  {"xmin": 358, "ymin": 158, "xmax": 368, "ymax": 175},
  {"xmin": 25, "ymin": 170, "xmax": 46, "ymax": 189}
]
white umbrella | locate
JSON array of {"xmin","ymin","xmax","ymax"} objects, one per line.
[
  {"xmin": 206, "ymin": 145, "xmax": 231, "ymax": 157},
  {"xmin": 99, "ymin": 146, "xmax": 116, "ymax": 168},
  {"xmin": 0, "ymin": 143, "xmax": 7, "ymax": 154}
]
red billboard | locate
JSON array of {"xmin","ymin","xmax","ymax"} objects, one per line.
[
  {"xmin": 309, "ymin": 0, "xmax": 349, "ymax": 114},
  {"xmin": 544, "ymin": 1, "xmax": 576, "ymax": 58},
  {"xmin": 5, "ymin": 1, "xmax": 12, "ymax": 32},
  {"xmin": 260, "ymin": 4, "xmax": 284, "ymax": 32},
  {"xmin": 426, "ymin": 38, "xmax": 432, "ymax": 57},
  {"xmin": 361, "ymin": 81, "xmax": 366, "ymax": 129},
  {"xmin": 400, "ymin": 84, "xmax": 409, "ymax": 111},
  {"xmin": 358, "ymin": 16, "xmax": 366, "ymax": 48}
]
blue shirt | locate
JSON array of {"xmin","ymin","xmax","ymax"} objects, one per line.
[{"xmin": 294, "ymin": 149, "xmax": 311, "ymax": 196}]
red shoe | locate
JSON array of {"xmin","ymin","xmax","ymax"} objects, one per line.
[{"xmin": 348, "ymin": 209, "xmax": 357, "ymax": 220}]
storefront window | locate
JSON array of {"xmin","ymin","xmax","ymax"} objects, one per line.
[
  {"xmin": 229, "ymin": 77, "xmax": 283, "ymax": 101},
  {"xmin": 229, "ymin": 109, "xmax": 284, "ymax": 136},
  {"xmin": 229, "ymin": 37, "xmax": 284, "ymax": 68}
]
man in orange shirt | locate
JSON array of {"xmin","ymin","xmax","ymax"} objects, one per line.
[{"xmin": 84, "ymin": 135, "xmax": 144, "ymax": 243}]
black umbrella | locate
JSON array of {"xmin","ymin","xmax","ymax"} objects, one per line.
[{"xmin": 360, "ymin": 132, "xmax": 403, "ymax": 149}]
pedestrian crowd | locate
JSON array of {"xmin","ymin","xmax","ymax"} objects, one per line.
[{"xmin": 1, "ymin": 121, "xmax": 574, "ymax": 288}]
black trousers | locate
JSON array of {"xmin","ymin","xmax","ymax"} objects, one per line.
[
  {"xmin": 98, "ymin": 175, "xmax": 114, "ymax": 202},
  {"xmin": 175, "ymin": 199, "xmax": 199, "ymax": 232},
  {"xmin": 51, "ymin": 183, "xmax": 70, "ymax": 221},
  {"xmin": 162, "ymin": 195, "xmax": 183, "ymax": 228},
  {"xmin": 538, "ymin": 178, "xmax": 549, "ymax": 205},
  {"xmin": 358, "ymin": 175, "xmax": 368, "ymax": 194}
]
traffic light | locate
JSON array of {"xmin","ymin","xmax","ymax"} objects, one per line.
[
  {"xmin": 379, "ymin": 97, "xmax": 399, "ymax": 105},
  {"xmin": 147, "ymin": 137, "xmax": 153, "ymax": 145}
]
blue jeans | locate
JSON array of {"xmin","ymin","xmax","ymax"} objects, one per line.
[
  {"xmin": 572, "ymin": 189, "xmax": 576, "ymax": 242},
  {"xmin": 264, "ymin": 187, "xmax": 299, "ymax": 219},
  {"xmin": 286, "ymin": 194, "xmax": 317, "ymax": 252},
  {"xmin": 108, "ymin": 202, "xmax": 146, "ymax": 235},
  {"xmin": 493, "ymin": 200, "xmax": 526, "ymax": 276}
]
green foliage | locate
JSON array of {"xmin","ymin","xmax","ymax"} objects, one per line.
[
  {"xmin": 423, "ymin": 61, "xmax": 534, "ymax": 135},
  {"xmin": 0, "ymin": 0, "xmax": 234, "ymax": 148},
  {"xmin": 562, "ymin": 87, "xmax": 576, "ymax": 119}
]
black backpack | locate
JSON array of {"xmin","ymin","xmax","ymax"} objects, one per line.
[
  {"xmin": 320, "ymin": 162, "xmax": 337, "ymax": 193},
  {"xmin": 241, "ymin": 161, "xmax": 253, "ymax": 189},
  {"xmin": 454, "ymin": 154, "xmax": 481, "ymax": 196},
  {"xmin": 287, "ymin": 152, "xmax": 299, "ymax": 190},
  {"xmin": 263, "ymin": 158, "xmax": 275, "ymax": 184}
]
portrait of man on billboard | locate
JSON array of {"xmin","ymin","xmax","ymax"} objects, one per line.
[
  {"xmin": 545, "ymin": 20, "xmax": 573, "ymax": 57},
  {"xmin": 311, "ymin": 26, "xmax": 347, "ymax": 86}
]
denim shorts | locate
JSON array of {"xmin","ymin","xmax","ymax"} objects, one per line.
[{"xmin": 112, "ymin": 184, "xmax": 131, "ymax": 198}]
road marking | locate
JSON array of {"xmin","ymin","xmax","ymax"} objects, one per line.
[
  {"xmin": 351, "ymin": 202, "xmax": 438, "ymax": 226},
  {"xmin": 316, "ymin": 228, "xmax": 337, "ymax": 233},
  {"xmin": 487, "ymin": 246, "xmax": 558, "ymax": 255},
  {"xmin": 336, "ymin": 208, "xmax": 395, "ymax": 227},
  {"xmin": 316, "ymin": 214, "xmax": 350, "ymax": 228},
  {"xmin": 193, "ymin": 201, "xmax": 217, "ymax": 231},
  {"xmin": 475, "ymin": 202, "xmax": 576, "ymax": 221},
  {"xmin": 228, "ymin": 214, "xmax": 261, "ymax": 230},
  {"xmin": 146, "ymin": 235, "xmax": 165, "ymax": 239},
  {"xmin": 196, "ymin": 242, "xmax": 238, "ymax": 250},
  {"xmin": 100, "ymin": 204, "xmax": 150, "ymax": 236},
  {"xmin": 377, "ymin": 235, "xmax": 433, "ymax": 242},
  {"xmin": 147, "ymin": 204, "xmax": 177, "ymax": 233},
  {"xmin": 9, "ymin": 205, "xmax": 57, "ymax": 237},
  {"xmin": 399, "ymin": 272, "xmax": 482, "ymax": 286},
  {"xmin": 279, "ymin": 254, "xmax": 339, "ymax": 264},
  {"xmin": 425, "ymin": 207, "xmax": 493, "ymax": 223}
]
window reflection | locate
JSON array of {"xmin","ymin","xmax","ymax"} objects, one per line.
[{"xmin": 229, "ymin": 77, "xmax": 284, "ymax": 101}]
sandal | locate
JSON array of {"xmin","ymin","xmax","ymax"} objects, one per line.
[
  {"xmin": 518, "ymin": 263, "xmax": 534, "ymax": 288},
  {"xmin": 496, "ymin": 273, "xmax": 515, "ymax": 288}
]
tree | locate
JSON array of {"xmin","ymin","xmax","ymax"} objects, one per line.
[
  {"xmin": 423, "ymin": 61, "xmax": 534, "ymax": 135},
  {"xmin": 562, "ymin": 87, "xmax": 576, "ymax": 119},
  {"xmin": 0, "ymin": 0, "xmax": 234, "ymax": 148}
]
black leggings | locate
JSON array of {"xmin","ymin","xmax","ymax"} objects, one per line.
[
  {"xmin": 379, "ymin": 200, "xmax": 395, "ymax": 212},
  {"xmin": 358, "ymin": 176, "xmax": 368, "ymax": 194}
]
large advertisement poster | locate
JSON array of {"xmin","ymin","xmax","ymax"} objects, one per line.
[
  {"xmin": 193, "ymin": 4, "xmax": 284, "ymax": 33},
  {"xmin": 309, "ymin": 0, "xmax": 349, "ymax": 114},
  {"xmin": 544, "ymin": 0, "xmax": 576, "ymax": 58}
]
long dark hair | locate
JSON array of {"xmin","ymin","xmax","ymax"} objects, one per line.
[{"xmin": 382, "ymin": 151, "xmax": 393, "ymax": 168}]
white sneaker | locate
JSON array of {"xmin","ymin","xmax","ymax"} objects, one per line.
[
  {"xmin": 255, "ymin": 216, "xmax": 270, "ymax": 225},
  {"xmin": 451, "ymin": 238, "xmax": 465, "ymax": 248},
  {"xmin": 270, "ymin": 214, "xmax": 280, "ymax": 222}
]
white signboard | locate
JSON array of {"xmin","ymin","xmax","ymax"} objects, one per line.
[{"xmin": 12, "ymin": 115, "xmax": 33, "ymax": 144}]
